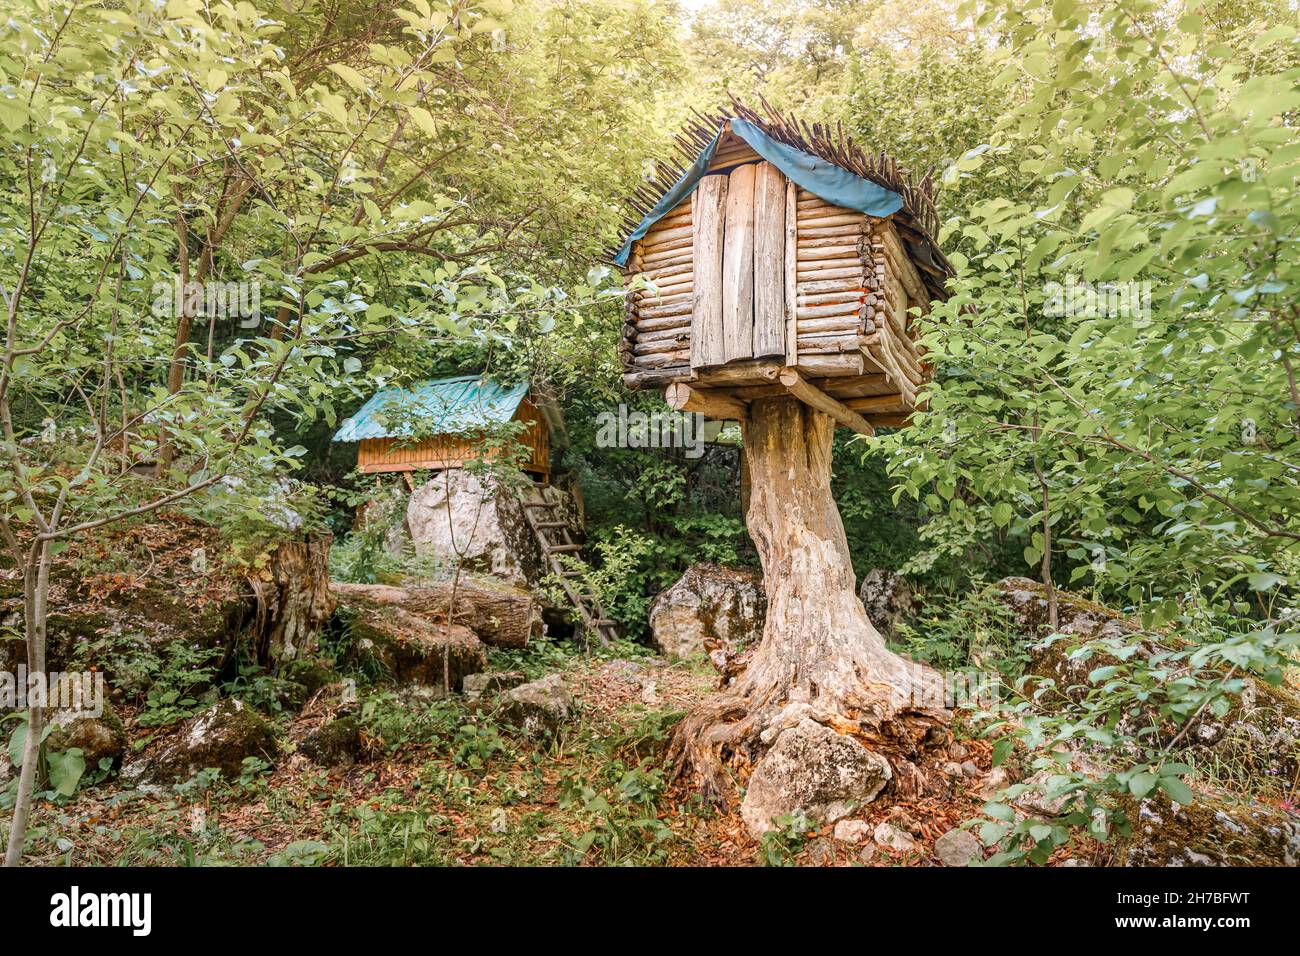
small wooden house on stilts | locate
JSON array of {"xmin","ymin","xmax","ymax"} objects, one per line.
[
  {"xmin": 332, "ymin": 376, "xmax": 621, "ymax": 646},
  {"xmin": 331, "ymin": 375, "xmax": 564, "ymax": 481},
  {"xmin": 616, "ymin": 100, "xmax": 951, "ymax": 432},
  {"xmin": 612, "ymin": 100, "xmax": 957, "ymax": 819}
]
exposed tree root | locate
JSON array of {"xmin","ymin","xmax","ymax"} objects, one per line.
[{"xmin": 667, "ymin": 396, "xmax": 951, "ymax": 806}]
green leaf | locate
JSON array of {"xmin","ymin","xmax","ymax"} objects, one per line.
[
  {"xmin": 7, "ymin": 722, "xmax": 26, "ymax": 768},
  {"xmin": 1127, "ymin": 772, "xmax": 1157, "ymax": 798},
  {"xmin": 46, "ymin": 747, "xmax": 85, "ymax": 797},
  {"xmin": 1246, "ymin": 571, "xmax": 1285, "ymax": 591},
  {"xmin": 983, "ymin": 801, "xmax": 1016, "ymax": 822},
  {"xmin": 1158, "ymin": 776, "xmax": 1194, "ymax": 806},
  {"xmin": 327, "ymin": 64, "xmax": 368, "ymax": 91}
]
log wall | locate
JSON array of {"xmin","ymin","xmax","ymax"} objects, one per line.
[
  {"xmin": 621, "ymin": 156, "xmax": 931, "ymax": 418},
  {"xmin": 356, "ymin": 396, "xmax": 551, "ymax": 478}
]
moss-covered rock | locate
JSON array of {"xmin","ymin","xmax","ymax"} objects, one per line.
[
  {"xmin": 122, "ymin": 698, "xmax": 276, "ymax": 787},
  {"xmin": 340, "ymin": 602, "xmax": 486, "ymax": 691},
  {"xmin": 1117, "ymin": 791, "xmax": 1300, "ymax": 866},
  {"xmin": 298, "ymin": 716, "xmax": 362, "ymax": 768},
  {"xmin": 500, "ymin": 674, "xmax": 574, "ymax": 737},
  {"xmin": 0, "ymin": 597, "xmax": 248, "ymax": 704},
  {"xmin": 43, "ymin": 675, "xmax": 127, "ymax": 769},
  {"xmin": 993, "ymin": 577, "xmax": 1300, "ymax": 785}
]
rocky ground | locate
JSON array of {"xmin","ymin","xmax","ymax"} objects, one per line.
[
  {"xmin": 6, "ymin": 640, "xmax": 1022, "ymax": 867},
  {"xmin": 3, "ymin": 506, "xmax": 1297, "ymax": 866}
]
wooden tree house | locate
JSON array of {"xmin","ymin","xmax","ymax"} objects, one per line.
[
  {"xmin": 331, "ymin": 375, "xmax": 565, "ymax": 481},
  {"xmin": 613, "ymin": 101, "xmax": 956, "ymax": 811},
  {"xmin": 616, "ymin": 103, "xmax": 951, "ymax": 434}
]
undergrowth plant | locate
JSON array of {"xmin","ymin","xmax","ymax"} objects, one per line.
[{"xmin": 972, "ymin": 615, "xmax": 1300, "ymax": 865}]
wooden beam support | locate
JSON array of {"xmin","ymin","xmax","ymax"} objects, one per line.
[
  {"xmin": 777, "ymin": 368, "xmax": 875, "ymax": 437},
  {"xmin": 695, "ymin": 359, "xmax": 783, "ymax": 387},
  {"xmin": 664, "ymin": 382, "xmax": 749, "ymax": 421},
  {"xmin": 843, "ymin": 394, "xmax": 908, "ymax": 414}
]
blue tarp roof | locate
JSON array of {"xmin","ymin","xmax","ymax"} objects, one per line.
[
  {"xmin": 613, "ymin": 116, "xmax": 904, "ymax": 267},
  {"xmin": 332, "ymin": 375, "xmax": 531, "ymax": 443}
]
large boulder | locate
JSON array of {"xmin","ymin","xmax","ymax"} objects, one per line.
[
  {"xmin": 1118, "ymin": 791, "xmax": 1300, "ymax": 866},
  {"xmin": 857, "ymin": 569, "xmax": 916, "ymax": 636},
  {"xmin": 740, "ymin": 718, "xmax": 892, "ymax": 837},
  {"xmin": 123, "ymin": 698, "xmax": 276, "ymax": 787},
  {"xmin": 0, "ymin": 524, "xmax": 333, "ymax": 698},
  {"xmin": 0, "ymin": 580, "xmax": 247, "ymax": 703},
  {"xmin": 404, "ymin": 471, "xmax": 583, "ymax": 590},
  {"xmin": 648, "ymin": 563, "xmax": 765, "ymax": 663}
]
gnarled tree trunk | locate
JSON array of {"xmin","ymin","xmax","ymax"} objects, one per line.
[
  {"xmin": 669, "ymin": 396, "xmax": 949, "ymax": 802},
  {"xmin": 249, "ymin": 532, "xmax": 335, "ymax": 665}
]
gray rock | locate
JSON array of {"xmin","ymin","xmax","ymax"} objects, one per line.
[
  {"xmin": 833, "ymin": 819, "xmax": 872, "ymax": 843},
  {"xmin": 298, "ymin": 716, "xmax": 361, "ymax": 768},
  {"xmin": 858, "ymin": 843, "xmax": 877, "ymax": 864},
  {"xmin": 648, "ymin": 563, "xmax": 765, "ymax": 664},
  {"xmin": 501, "ymin": 674, "xmax": 574, "ymax": 736},
  {"xmin": 123, "ymin": 698, "xmax": 276, "ymax": 786},
  {"xmin": 463, "ymin": 671, "xmax": 527, "ymax": 702},
  {"xmin": 740, "ymin": 718, "xmax": 891, "ymax": 837},
  {"xmin": 44, "ymin": 674, "xmax": 127, "ymax": 768},
  {"xmin": 803, "ymin": 837, "xmax": 835, "ymax": 866},
  {"xmin": 873, "ymin": 821, "xmax": 916, "ymax": 853},
  {"xmin": 979, "ymin": 766, "xmax": 1013, "ymax": 798},
  {"xmin": 857, "ymin": 569, "xmax": 915, "ymax": 636},
  {"xmin": 405, "ymin": 472, "xmax": 583, "ymax": 590},
  {"xmin": 934, "ymin": 828, "xmax": 981, "ymax": 867},
  {"xmin": 960, "ymin": 760, "xmax": 981, "ymax": 778}
]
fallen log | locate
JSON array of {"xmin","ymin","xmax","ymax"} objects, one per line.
[{"xmin": 331, "ymin": 578, "xmax": 540, "ymax": 648}]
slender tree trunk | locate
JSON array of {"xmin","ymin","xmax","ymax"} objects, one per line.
[
  {"xmin": 1034, "ymin": 459, "xmax": 1059, "ymax": 631},
  {"xmin": 157, "ymin": 203, "xmax": 192, "ymax": 475},
  {"xmin": 4, "ymin": 541, "xmax": 50, "ymax": 867},
  {"xmin": 669, "ymin": 397, "xmax": 948, "ymax": 802}
]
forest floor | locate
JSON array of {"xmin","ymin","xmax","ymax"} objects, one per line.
[{"xmin": 15, "ymin": 643, "xmax": 1018, "ymax": 867}]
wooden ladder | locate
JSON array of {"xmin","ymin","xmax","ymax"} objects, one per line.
[{"xmin": 519, "ymin": 483, "xmax": 618, "ymax": 647}]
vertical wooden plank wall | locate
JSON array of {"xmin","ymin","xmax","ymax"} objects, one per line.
[
  {"xmin": 691, "ymin": 175, "xmax": 728, "ymax": 368},
  {"xmin": 720, "ymin": 163, "xmax": 756, "ymax": 365},
  {"xmin": 622, "ymin": 140, "xmax": 934, "ymax": 393},
  {"xmin": 752, "ymin": 161, "xmax": 786, "ymax": 359}
]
